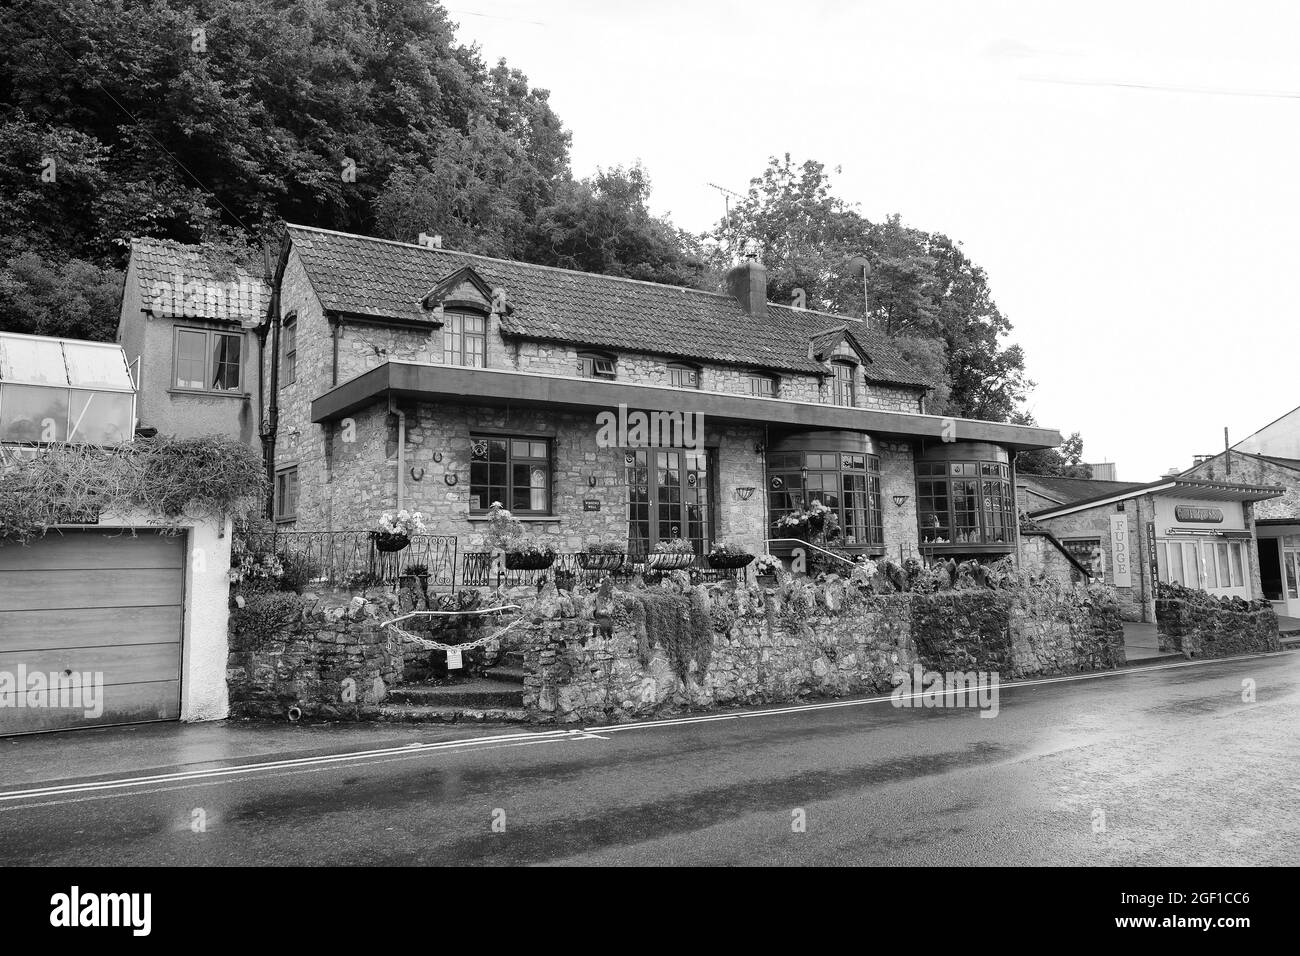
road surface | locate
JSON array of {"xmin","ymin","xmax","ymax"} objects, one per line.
[{"xmin": 1, "ymin": 652, "xmax": 1297, "ymax": 865}]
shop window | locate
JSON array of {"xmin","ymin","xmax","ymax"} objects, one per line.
[
  {"xmin": 174, "ymin": 327, "xmax": 242, "ymax": 392},
  {"xmin": 577, "ymin": 352, "xmax": 617, "ymax": 379},
  {"xmin": 274, "ymin": 467, "xmax": 298, "ymax": 522},
  {"xmin": 667, "ymin": 362, "xmax": 700, "ymax": 389},
  {"xmin": 1157, "ymin": 539, "xmax": 1248, "ymax": 590},
  {"xmin": 915, "ymin": 459, "xmax": 1014, "ymax": 547},
  {"xmin": 470, "ymin": 435, "xmax": 551, "ymax": 514},
  {"xmin": 767, "ymin": 450, "xmax": 883, "ymax": 549},
  {"xmin": 444, "ymin": 310, "xmax": 486, "ymax": 367}
]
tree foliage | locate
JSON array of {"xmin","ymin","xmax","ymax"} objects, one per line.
[
  {"xmin": 1014, "ymin": 423, "xmax": 1092, "ymax": 478},
  {"xmin": 711, "ymin": 154, "xmax": 1034, "ymax": 421}
]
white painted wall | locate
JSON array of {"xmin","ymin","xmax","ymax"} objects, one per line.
[{"xmin": 91, "ymin": 508, "xmax": 232, "ymax": 723}]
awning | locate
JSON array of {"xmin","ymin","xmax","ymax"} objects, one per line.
[{"xmin": 309, "ymin": 362, "xmax": 1064, "ymax": 451}]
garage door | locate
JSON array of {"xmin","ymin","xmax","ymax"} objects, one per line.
[{"xmin": 0, "ymin": 531, "xmax": 184, "ymax": 735}]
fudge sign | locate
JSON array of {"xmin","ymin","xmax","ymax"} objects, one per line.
[
  {"xmin": 1110, "ymin": 514, "xmax": 1132, "ymax": 588},
  {"xmin": 1174, "ymin": 505, "xmax": 1224, "ymax": 523}
]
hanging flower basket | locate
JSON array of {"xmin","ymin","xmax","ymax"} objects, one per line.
[
  {"xmin": 373, "ymin": 532, "xmax": 411, "ymax": 553},
  {"xmin": 505, "ymin": 550, "xmax": 556, "ymax": 570},
  {"xmin": 707, "ymin": 552, "xmax": 755, "ymax": 570},
  {"xmin": 578, "ymin": 551, "xmax": 625, "ymax": 571},
  {"xmin": 646, "ymin": 552, "xmax": 695, "ymax": 570}
]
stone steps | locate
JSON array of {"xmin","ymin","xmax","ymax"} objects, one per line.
[
  {"xmin": 378, "ymin": 703, "xmax": 527, "ymax": 723},
  {"xmin": 482, "ymin": 664, "xmax": 527, "ymax": 684},
  {"xmin": 388, "ymin": 678, "xmax": 523, "ymax": 709}
]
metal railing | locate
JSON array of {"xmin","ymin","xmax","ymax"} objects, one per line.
[
  {"xmin": 240, "ymin": 530, "xmax": 458, "ymax": 590},
  {"xmin": 460, "ymin": 550, "xmax": 745, "ymax": 589},
  {"xmin": 764, "ymin": 537, "xmax": 863, "ymax": 571}
]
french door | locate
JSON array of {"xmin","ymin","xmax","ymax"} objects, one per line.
[{"xmin": 627, "ymin": 449, "xmax": 712, "ymax": 555}]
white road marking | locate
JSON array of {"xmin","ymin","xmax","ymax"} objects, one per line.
[{"xmin": 0, "ymin": 728, "xmax": 594, "ymax": 803}]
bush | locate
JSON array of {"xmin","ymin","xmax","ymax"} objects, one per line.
[
  {"xmin": 230, "ymin": 592, "xmax": 302, "ymax": 651},
  {"xmin": 276, "ymin": 550, "xmax": 322, "ymax": 593}
]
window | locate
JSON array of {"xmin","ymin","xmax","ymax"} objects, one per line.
[
  {"xmin": 667, "ymin": 362, "xmax": 700, "ymax": 389},
  {"xmin": 444, "ymin": 310, "xmax": 486, "ymax": 367},
  {"xmin": 767, "ymin": 450, "xmax": 884, "ymax": 549},
  {"xmin": 274, "ymin": 467, "xmax": 298, "ymax": 522},
  {"xmin": 281, "ymin": 317, "xmax": 297, "ymax": 386},
  {"xmin": 915, "ymin": 460, "xmax": 1015, "ymax": 547},
  {"xmin": 1063, "ymin": 537, "xmax": 1104, "ymax": 582},
  {"xmin": 832, "ymin": 361, "xmax": 856, "ymax": 406},
  {"xmin": 174, "ymin": 328, "xmax": 242, "ymax": 392},
  {"xmin": 577, "ymin": 352, "xmax": 617, "ymax": 379},
  {"xmin": 1157, "ymin": 539, "xmax": 1249, "ymax": 591},
  {"xmin": 470, "ymin": 435, "xmax": 551, "ymax": 514},
  {"xmin": 746, "ymin": 373, "xmax": 777, "ymax": 397}
]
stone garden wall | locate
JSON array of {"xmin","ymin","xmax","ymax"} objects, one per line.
[
  {"xmin": 226, "ymin": 575, "xmax": 1126, "ymax": 724},
  {"xmin": 521, "ymin": 574, "xmax": 1126, "ymax": 724},
  {"xmin": 1156, "ymin": 584, "xmax": 1281, "ymax": 659}
]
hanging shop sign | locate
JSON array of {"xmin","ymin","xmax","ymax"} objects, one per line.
[{"xmin": 1110, "ymin": 513, "xmax": 1132, "ymax": 588}]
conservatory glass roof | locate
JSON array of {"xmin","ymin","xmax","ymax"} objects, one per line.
[{"xmin": 0, "ymin": 332, "xmax": 134, "ymax": 391}]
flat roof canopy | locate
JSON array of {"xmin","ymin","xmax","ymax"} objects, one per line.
[
  {"xmin": 310, "ymin": 362, "xmax": 1064, "ymax": 451},
  {"xmin": 1031, "ymin": 477, "xmax": 1285, "ymax": 520}
]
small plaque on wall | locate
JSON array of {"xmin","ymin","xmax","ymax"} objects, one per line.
[{"xmin": 583, "ymin": 499, "xmax": 601, "ymax": 512}]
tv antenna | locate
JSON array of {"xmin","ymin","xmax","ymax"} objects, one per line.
[{"xmin": 707, "ymin": 182, "xmax": 745, "ymax": 256}]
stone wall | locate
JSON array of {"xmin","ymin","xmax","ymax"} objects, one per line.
[
  {"xmin": 227, "ymin": 589, "xmax": 408, "ymax": 719},
  {"xmin": 1156, "ymin": 586, "xmax": 1281, "ymax": 659},
  {"xmin": 522, "ymin": 575, "xmax": 1126, "ymax": 723}
]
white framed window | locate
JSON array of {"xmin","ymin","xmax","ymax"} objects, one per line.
[
  {"xmin": 444, "ymin": 311, "xmax": 486, "ymax": 367},
  {"xmin": 174, "ymin": 327, "xmax": 242, "ymax": 392}
]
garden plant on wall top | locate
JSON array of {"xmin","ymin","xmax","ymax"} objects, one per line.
[{"xmin": 484, "ymin": 502, "xmax": 557, "ymax": 570}]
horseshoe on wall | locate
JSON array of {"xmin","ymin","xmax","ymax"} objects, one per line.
[
  {"xmin": 410, "ymin": 467, "xmax": 426, "ymax": 482},
  {"xmin": 444, "ymin": 473, "xmax": 459, "ymax": 487}
]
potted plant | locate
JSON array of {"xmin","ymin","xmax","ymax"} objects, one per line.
[
  {"xmin": 372, "ymin": 509, "xmax": 426, "ymax": 552},
  {"xmin": 579, "ymin": 541, "xmax": 625, "ymax": 571},
  {"xmin": 753, "ymin": 554, "xmax": 782, "ymax": 587},
  {"xmin": 646, "ymin": 538, "xmax": 697, "ymax": 570},
  {"xmin": 707, "ymin": 540, "xmax": 755, "ymax": 570}
]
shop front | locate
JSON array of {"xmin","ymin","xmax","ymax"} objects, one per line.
[
  {"xmin": 1254, "ymin": 522, "xmax": 1300, "ymax": 617},
  {"xmin": 1151, "ymin": 498, "xmax": 1254, "ymax": 600}
]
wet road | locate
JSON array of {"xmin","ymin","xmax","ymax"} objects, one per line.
[{"xmin": 1, "ymin": 653, "xmax": 1297, "ymax": 865}]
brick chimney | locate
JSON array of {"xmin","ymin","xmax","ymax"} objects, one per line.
[{"xmin": 726, "ymin": 246, "xmax": 767, "ymax": 318}]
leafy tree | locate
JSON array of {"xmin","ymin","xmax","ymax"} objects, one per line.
[
  {"xmin": 0, "ymin": 252, "xmax": 124, "ymax": 340},
  {"xmin": 712, "ymin": 154, "xmax": 1035, "ymax": 421},
  {"xmin": 1014, "ymin": 421, "xmax": 1093, "ymax": 478},
  {"xmin": 523, "ymin": 165, "xmax": 706, "ymax": 286}
]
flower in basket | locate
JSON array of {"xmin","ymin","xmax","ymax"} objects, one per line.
[
  {"xmin": 376, "ymin": 509, "xmax": 427, "ymax": 538},
  {"xmin": 646, "ymin": 537, "xmax": 697, "ymax": 569},
  {"xmin": 707, "ymin": 540, "xmax": 755, "ymax": 569},
  {"xmin": 753, "ymin": 554, "xmax": 782, "ymax": 576},
  {"xmin": 505, "ymin": 533, "xmax": 557, "ymax": 570},
  {"xmin": 579, "ymin": 540, "xmax": 626, "ymax": 570}
]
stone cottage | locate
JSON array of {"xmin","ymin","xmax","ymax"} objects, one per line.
[{"xmin": 252, "ymin": 224, "xmax": 1063, "ymax": 566}]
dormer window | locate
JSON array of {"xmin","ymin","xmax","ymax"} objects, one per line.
[
  {"xmin": 668, "ymin": 362, "xmax": 701, "ymax": 389},
  {"xmin": 832, "ymin": 361, "xmax": 856, "ymax": 407},
  {"xmin": 577, "ymin": 351, "xmax": 617, "ymax": 379},
  {"xmin": 746, "ymin": 372, "xmax": 777, "ymax": 398},
  {"xmin": 443, "ymin": 310, "xmax": 486, "ymax": 367}
]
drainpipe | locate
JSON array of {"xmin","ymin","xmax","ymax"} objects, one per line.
[
  {"xmin": 389, "ymin": 395, "xmax": 405, "ymax": 512},
  {"xmin": 261, "ymin": 250, "xmax": 283, "ymax": 522}
]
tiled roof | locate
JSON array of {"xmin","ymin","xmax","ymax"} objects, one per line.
[
  {"xmin": 129, "ymin": 237, "xmax": 270, "ymax": 322},
  {"xmin": 1017, "ymin": 474, "xmax": 1147, "ymax": 504},
  {"xmin": 284, "ymin": 224, "xmax": 930, "ymax": 387}
]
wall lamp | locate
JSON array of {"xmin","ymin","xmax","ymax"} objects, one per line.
[
  {"xmin": 734, "ymin": 487, "xmax": 756, "ymax": 501},
  {"xmin": 892, "ymin": 494, "xmax": 910, "ymax": 508}
]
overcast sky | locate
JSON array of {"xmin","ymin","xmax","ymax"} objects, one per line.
[{"xmin": 453, "ymin": 0, "xmax": 1299, "ymax": 481}]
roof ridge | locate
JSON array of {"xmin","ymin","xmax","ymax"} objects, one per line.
[{"xmin": 284, "ymin": 222, "xmax": 870, "ymax": 329}]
